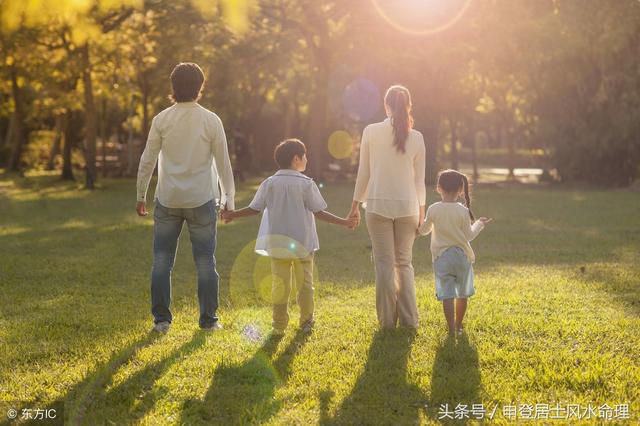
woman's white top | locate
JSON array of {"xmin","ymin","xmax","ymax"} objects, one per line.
[
  {"xmin": 353, "ymin": 118, "xmax": 426, "ymax": 218},
  {"xmin": 249, "ymin": 170, "xmax": 328, "ymax": 259}
]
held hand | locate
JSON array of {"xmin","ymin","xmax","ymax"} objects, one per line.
[
  {"xmin": 220, "ymin": 207, "xmax": 234, "ymax": 224},
  {"xmin": 478, "ymin": 217, "xmax": 492, "ymax": 225},
  {"xmin": 136, "ymin": 201, "xmax": 148, "ymax": 217},
  {"xmin": 345, "ymin": 216, "xmax": 359, "ymax": 230},
  {"xmin": 347, "ymin": 205, "xmax": 361, "ymax": 228}
]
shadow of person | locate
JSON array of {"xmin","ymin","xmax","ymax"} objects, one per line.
[
  {"xmin": 77, "ymin": 330, "xmax": 209, "ymax": 423},
  {"xmin": 426, "ymin": 333, "xmax": 482, "ymax": 424},
  {"xmin": 324, "ymin": 328, "xmax": 426, "ymax": 425},
  {"xmin": 48, "ymin": 330, "xmax": 162, "ymax": 424},
  {"xmin": 180, "ymin": 329, "xmax": 310, "ymax": 424}
]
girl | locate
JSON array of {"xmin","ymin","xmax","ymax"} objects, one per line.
[{"xmin": 419, "ymin": 170, "xmax": 491, "ymax": 336}]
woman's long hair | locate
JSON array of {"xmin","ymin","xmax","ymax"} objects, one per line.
[{"xmin": 384, "ymin": 85, "xmax": 414, "ymax": 153}]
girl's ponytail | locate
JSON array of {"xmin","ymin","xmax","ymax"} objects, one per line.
[
  {"xmin": 462, "ymin": 174, "xmax": 475, "ymax": 221},
  {"xmin": 384, "ymin": 85, "xmax": 414, "ymax": 153}
]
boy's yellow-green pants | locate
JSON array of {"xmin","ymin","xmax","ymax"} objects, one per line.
[{"xmin": 270, "ymin": 254, "xmax": 314, "ymax": 330}]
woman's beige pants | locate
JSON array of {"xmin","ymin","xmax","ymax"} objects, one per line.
[{"xmin": 365, "ymin": 212, "xmax": 419, "ymax": 328}]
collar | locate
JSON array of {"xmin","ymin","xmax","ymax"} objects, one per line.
[
  {"xmin": 274, "ymin": 169, "xmax": 311, "ymax": 179},
  {"xmin": 174, "ymin": 101, "xmax": 199, "ymax": 108}
]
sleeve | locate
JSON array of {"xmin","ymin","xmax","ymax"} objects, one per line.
[
  {"xmin": 418, "ymin": 205, "xmax": 434, "ymax": 235},
  {"xmin": 462, "ymin": 210, "xmax": 485, "ymax": 241},
  {"xmin": 248, "ymin": 179, "xmax": 269, "ymax": 212},
  {"xmin": 136, "ymin": 116, "xmax": 162, "ymax": 202},
  {"xmin": 414, "ymin": 133, "xmax": 426, "ymax": 207},
  {"xmin": 353, "ymin": 127, "xmax": 371, "ymax": 202},
  {"xmin": 211, "ymin": 115, "xmax": 236, "ymax": 210},
  {"xmin": 304, "ymin": 181, "xmax": 328, "ymax": 213}
]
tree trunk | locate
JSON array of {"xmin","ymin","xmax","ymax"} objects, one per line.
[
  {"xmin": 81, "ymin": 43, "xmax": 97, "ymax": 189},
  {"xmin": 7, "ymin": 65, "xmax": 25, "ymax": 172},
  {"xmin": 101, "ymin": 97, "xmax": 108, "ymax": 177},
  {"xmin": 450, "ymin": 118, "xmax": 459, "ymax": 170},
  {"xmin": 46, "ymin": 114, "xmax": 63, "ymax": 170},
  {"xmin": 61, "ymin": 111, "xmax": 75, "ymax": 181},
  {"xmin": 470, "ymin": 132, "xmax": 479, "ymax": 183},
  {"xmin": 125, "ymin": 96, "xmax": 136, "ymax": 176}
]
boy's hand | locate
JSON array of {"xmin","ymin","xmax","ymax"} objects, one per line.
[
  {"xmin": 479, "ymin": 217, "xmax": 492, "ymax": 225},
  {"xmin": 136, "ymin": 201, "xmax": 148, "ymax": 216},
  {"xmin": 220, "ymin": 207, "xmax": 234, "ymax": 224},
  {"xmin": 346, "ymin": 216, "xmax": 359, "ymax": 229}
]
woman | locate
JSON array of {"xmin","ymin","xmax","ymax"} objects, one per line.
[{"xmin": 349, "ymin": 85, "xmax": 426, "ymax": 329}]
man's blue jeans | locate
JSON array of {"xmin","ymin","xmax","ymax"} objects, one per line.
[{"xmin": 151, "ymin": 199, "xmax": 219, "ymax": 327}]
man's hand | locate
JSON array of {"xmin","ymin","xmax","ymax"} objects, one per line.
[
  {"xmin": 219, "ymin": 204, "xmax": 234, "ymax": 224},
  {"xmin": 136, "ymin": 201, "xmax": 148, "ymax": 216},
  {"xmin": 478, "ymin": 217, "xmax": 492, "ymax": 225}
]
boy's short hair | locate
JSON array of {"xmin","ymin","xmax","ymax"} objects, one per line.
[
  {"xmin": 169, "ymin": 62, "xmax": 205, "ymax": 103},
  {"xmin": 274, "ymin": 139, "xmax": 306, "ymax": 169}
]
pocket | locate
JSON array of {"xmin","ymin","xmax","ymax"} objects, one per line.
[
  {"xmin": 154, "ymin": 202, "xmax": 169, "ymax": 219},
  {"xmin": 193, "ymin": 200, "xmax": 216, "ymax": 226}
]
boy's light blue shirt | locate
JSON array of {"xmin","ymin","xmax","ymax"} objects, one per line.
[{"xmin": 249, "ymin": 170, "xmax": 327, "ymax": 259}]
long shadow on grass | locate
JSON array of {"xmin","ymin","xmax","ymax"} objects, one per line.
[
  {"xmin": 180, "ymin": 330, "xmax": 309, "ymax": 424},
  {"xmin": 50, "ymin": 330, "xmax": 162, "ymax": 424},
  {"xmin": 79, "ymin": 330, "xmax": 208, "ymax": 424},
  {"xmin": 426, "ymin": 334, "xmax": 481, "ymax": 424},
  {"xmin": 322, "ymin": 329, "xmax": 425, "ymax": 425}
]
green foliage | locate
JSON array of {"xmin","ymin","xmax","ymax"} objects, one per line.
[
  {"xmin": 1, "ymin": 0, "xmax": 639, "ymax": 184},
  {"xmin": 0, "ymin": 176, "xmax": 639, "ymax": 424}
]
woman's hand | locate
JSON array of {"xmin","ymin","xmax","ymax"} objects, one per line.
[
  {"xmin": 347, "ymin": 201, "xmax": 361, "ymax": 229},
  {"xmin": 416, "ymin": 205, "xmax": 426, "ymax": 235}
]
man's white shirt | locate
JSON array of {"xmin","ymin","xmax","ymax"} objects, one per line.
[{"xmin": 136, "ymin": 101, "xmax": 235, "ymax": 210}]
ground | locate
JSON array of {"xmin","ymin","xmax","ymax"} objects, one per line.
[{"xmin": 0, "ymin": 173, "xmax": 638, "ymax": 425}]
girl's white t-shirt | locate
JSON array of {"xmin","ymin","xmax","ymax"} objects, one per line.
[{"xmin": 419, "ymin": 201, "xmax": 484, "ymax": 263}]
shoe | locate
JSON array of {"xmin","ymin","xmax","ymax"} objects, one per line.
[
  {"xmin": 201, "ymin": 322, "xmax": 223, "ymax": 332},
  {"xmin": 301, "ymin": 319, "xmax": 315, "ymax": 334},
  {"xmin": 271, "ymin": 327, "xmax": 285, "ymax": 337},
  {"xmin": 152, "ymin": 321, "xmax": 171, "ymax": 333}
]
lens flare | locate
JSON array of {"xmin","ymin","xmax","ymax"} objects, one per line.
[
  {"xmin": 342, "ymin": 77, "xmax": 381, "ymax": 122},
  {"xmin": 229, "ymin": 237, "xmax": 321, "ymax": 306},
  {"xmin": 371, "ymin": 0, "xmax": 472, "ymax": 36},
  {"xmin": 328, "ymin": 130, "xmax": 354, "ymax": 160}
]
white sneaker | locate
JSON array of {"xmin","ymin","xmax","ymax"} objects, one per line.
[
  {"xmin": 201, "ymin": 322, "xmax": 223, "ymax": 332},
  {"xmin": 271, "ymin": 327, "xmax": 285, "ymax": 337},
  {"xmin": 301, "ymin": 319, "xmax": 315, "ymax": 334},
  {"xmin": 152, "ymin": 321, "xmax": 171, "ymax": 333}
]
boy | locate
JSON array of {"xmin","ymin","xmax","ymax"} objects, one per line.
[{"xmin": 222, "ymin": 139, "xmax": 354, "ymax": 335}]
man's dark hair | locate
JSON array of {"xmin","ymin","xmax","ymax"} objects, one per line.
[
  {"xmin": 169, "ymin": 62, "xmax": 205, "ymax": 103},
  {"xmin": 274, "ymin": 138, "xmax": 306, "ymax": 169}
]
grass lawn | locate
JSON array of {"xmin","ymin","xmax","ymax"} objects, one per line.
[{"xmin": 0, "ymin": 173, "xmax": 639, "ymax": 425}]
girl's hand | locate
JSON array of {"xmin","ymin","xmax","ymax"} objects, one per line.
[{"xmin": 479, "ymin": 217, "xmax": 492, "ymax": 225}]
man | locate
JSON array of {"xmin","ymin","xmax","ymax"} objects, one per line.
[{"xmin": 136, "ymin": 62, "xmax": 235, "ymax": 332}]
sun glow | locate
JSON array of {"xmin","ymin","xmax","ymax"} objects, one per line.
[{"xmin": 371, "ymin": 0, "xmax": 472, "ymax": 36}]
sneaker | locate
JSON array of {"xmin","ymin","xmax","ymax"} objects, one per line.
[
  {"xmin": 152, "ymin": 321, "xmax": 171, "ymax": 333},
  {"xmin": 301, "ymin": 319, "xmax": 315, "ymax": 334},
  {"xmin": 271, "ymin": 327, "xmax": 285, "ymax": 337},
  {"xmin": 201, "ymin": 322, "xmax": 223, "ymax": 332}
]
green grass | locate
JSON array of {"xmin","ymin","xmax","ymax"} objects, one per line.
[{"xmin": 0, "ymin": 173, "xmax": 639, "ymax": 425}]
